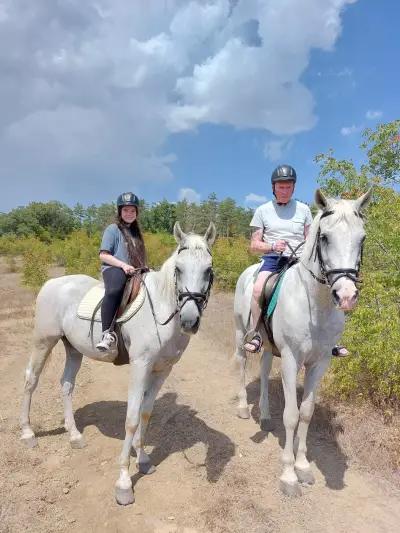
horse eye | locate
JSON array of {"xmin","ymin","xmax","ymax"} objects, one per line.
[
  {"xmin": 321, "ymin": 234, "xmax": 328, "ymax": 244},
  {"xmin": 175, "ymin": 267, "xmax": 181, "ymax": 275}
]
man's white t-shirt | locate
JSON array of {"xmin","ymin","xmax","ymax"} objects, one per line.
[{"xmin": 250, "ymin": 199, "xmax": 312, "ymax": 256}]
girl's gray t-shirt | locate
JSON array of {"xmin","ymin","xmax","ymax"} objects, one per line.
[{"xmin": 100, "ymin": 223, "xmax": 130, "ymax": 271}]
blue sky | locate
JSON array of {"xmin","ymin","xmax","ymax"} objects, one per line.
[{"xmin": 0, "ymin": 0, "xmax": 399, "ymax": 212}]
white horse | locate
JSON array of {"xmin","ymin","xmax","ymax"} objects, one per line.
[
  {"xmin": 20, "ymin": 222, "xmax": 216, "ymax": 505},
  {"xmin": 233, "ymin": 189, "xmax": 371, "ymax": 496}
]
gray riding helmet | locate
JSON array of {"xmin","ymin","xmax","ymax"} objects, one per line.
[{"xmin": 271, "ymin": 165, "xmax": 297, "ymax": 184}]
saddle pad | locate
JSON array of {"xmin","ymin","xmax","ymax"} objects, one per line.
[
  {"xmin": 77, "ymin": 283, "xmax": 146, "ymax": 323},
  {"xmin": 265, "ymin": 275, "xmax": 284, "ymax": 319}
]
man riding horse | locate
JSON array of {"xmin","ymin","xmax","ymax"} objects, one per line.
[{"xmin": 244, "ymin": 164, "xmax": 348, "ymax": 357}]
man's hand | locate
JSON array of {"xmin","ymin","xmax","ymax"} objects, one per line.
[{"xmin": 273, "ymin": 240, "xmax": 287, "ymax": 253}]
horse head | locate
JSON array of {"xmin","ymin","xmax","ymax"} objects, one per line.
[
  {"xmin": 173, "ymin": 221, "xmax": 216, "ymax": 334},
  {"xmin": 313, "ymin": 188, "xmax": 372, "ymax": 311}
]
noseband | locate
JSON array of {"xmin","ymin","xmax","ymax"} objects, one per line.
[{"xmin": 307, "ymin": 210, "xmax": 364, "ymax": 287}]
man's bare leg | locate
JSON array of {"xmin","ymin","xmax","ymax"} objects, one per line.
[{"xmin": 243, "ymin": 271, "xmax": 271, "ymax": 353}]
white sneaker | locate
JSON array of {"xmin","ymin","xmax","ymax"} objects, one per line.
[{"xmin": 96, "ymin": 330, "xmax": 117, "ymax": 352}]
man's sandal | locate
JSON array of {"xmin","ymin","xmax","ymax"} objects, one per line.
[
  {"xmin": 332, "ymin": 345, "xmax": 349, "ymax": 357},
  {"xmin": 243, "ymin": 332, "xmax": 263, "ymax": 354}
]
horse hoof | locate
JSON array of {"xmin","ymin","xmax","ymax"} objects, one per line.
[
  {"xmin": 137, "ymin": 462, "xmax": 156, "ymax": 475},
  {"xmin": 260, "ymin": 418, "xmax": 275, "ymax": 432},
  {"xmin": 279, "ymin": 480, "xmax": 302, "ymax": 497},
  {"xmin": 295, "ymin": 467, "xmax": 315, "ymax": 486},
  {"xmin": 237, "ymin": 407, "xmax": 250, "ymax": 419},
  {"xmin": 70, "ymin": 436, "xmax": 86, "ymax": 449},
  {"xmin": 115, "ymin": 487, "xmax": 135, "ymax": 506},
  {"xmin": 21, "ymin": 435, "xmax": 38, "ymax": 449}
]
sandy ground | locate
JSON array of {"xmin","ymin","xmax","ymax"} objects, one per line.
[{"xmin": 1, "ymin": 264, "xmax": 400, "ymax": 533}]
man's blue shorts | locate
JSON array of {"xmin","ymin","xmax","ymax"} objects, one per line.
[{"xmin": 259, "ymin": 253, "xmax": 289, "ymax": 273}]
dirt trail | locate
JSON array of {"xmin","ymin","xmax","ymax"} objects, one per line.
[{"xmin": 1, "ymin": 267, "xmax": 399, "ymax": 533}]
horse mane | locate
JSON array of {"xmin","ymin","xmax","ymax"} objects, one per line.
[{"xmin": 155, "ymin": 234, "xmax": 210, "ymax": 302}]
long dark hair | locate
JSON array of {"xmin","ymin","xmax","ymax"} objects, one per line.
[{"xmin": 116, "ymin": 209, "xmax": 147, "ymax": 269}]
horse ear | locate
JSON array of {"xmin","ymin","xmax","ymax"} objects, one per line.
[
  {"xmin": 173, "ymin": 222, "xmax": 186, "ymax": 244},
  {"xmin": 204, "ymin": 222, "xmax": 217, "ymax": 247},
  {"xmin": 354, "ymin": 187, "xmax": 373, "ymax": 212},
  {"xmin": 315, "ymin": 189, "xmax": 330, "ymax": 211}
]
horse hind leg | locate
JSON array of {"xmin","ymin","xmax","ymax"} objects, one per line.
[
  {"xmin": 60, "ymin": 338, "xmax": 85, "ymax": 449},
  {"xmin": 20, "ymin": 335, "xmax": 60, "ymax": 448}
]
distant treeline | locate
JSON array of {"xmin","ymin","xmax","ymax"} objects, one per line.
[{"xmin": 0, "ymin": 193, "xmax": 257, "ymax": 240}]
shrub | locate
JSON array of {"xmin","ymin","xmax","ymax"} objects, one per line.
[
  {"xmin": 21, "ymin": 238, "xmax": 51, "ymax": 291},
  {"xmin": 213, "ymin": 236, "xmax": 258, "ymax": 290}
]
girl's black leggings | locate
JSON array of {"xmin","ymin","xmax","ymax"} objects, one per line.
[{"xmin": 101, "ymin": 267, "xmax": 127, "ymax": 331}]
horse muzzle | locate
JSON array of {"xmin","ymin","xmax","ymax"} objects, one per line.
[
  {"xmin": 332, "ymin": 284, "xmax": 359, "ymax": 311},
  {"xmin": 180, "ymin": 315, "xmax": 200, "ymax": 334}
]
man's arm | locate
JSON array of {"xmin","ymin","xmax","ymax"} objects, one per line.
[
  {"xmin": 304, "ymin": 225, "xmax": 310, "ymax": 239},
  {"xmin": 249, "ymin": 228, "xmax": 274, "ymax": 255}
]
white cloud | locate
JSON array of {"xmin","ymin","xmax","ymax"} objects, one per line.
[
  {"xmin": 178, "ymin": 188, "xmax": 201, "ymax": 204},
  {"xmin": 366, "ymin": 110, "xmax": 383, "ymax": 120},
  {"xmin": 340, "ymin": 125, "xmax": 361, "ymax": 136},
  {"xmin": 264, "ymin": 138, "xmax": 293, "ymax": 161},
  {"xmin": 0, "ymin": 0, "xmax": 357, "ymax": 209},
  {"xmin": 245, "ymin": 193, "xmax": 267, "ymax": 205}
]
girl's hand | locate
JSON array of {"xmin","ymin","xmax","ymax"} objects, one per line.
[{"xmin": 121, "ymin": 263, "xmax": 135, "ymax": 275}]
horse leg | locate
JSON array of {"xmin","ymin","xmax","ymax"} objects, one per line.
[
  {"xmin": 279, "ymin": 354, "xmax": 301, "ymax": 497},
  {"xmin": 132, "ymin": 368, "xmax": 171, "ymax": 475},
  {"xmin": 20, "ymin": 335, "xmax": 59, "ymax": 447},
  {"xmin": 259, "ymin": 350, "xmax": 274, "ymax": 431},
  {"xmin": 295, "ymin": 357, "xmax": 331, "ymax": 486},
  {"xmin": 60, "ymin": 339, "xmax": 85, "ymax": 449},
  {"xmin": 234, "ymin": 329, "xmax": 250, "ymax": 419},
  {"xmin": 115, "ymin": 360, "xmax": 151, "ymax": 506}
]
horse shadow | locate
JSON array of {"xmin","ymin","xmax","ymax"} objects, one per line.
[
  {"xmin": 74, "ymin": 392, "xmax": 235, "ymax": 486},
  {"xmin": 246, "ymin": 376, "xmax": 348, "ymax": 490}
]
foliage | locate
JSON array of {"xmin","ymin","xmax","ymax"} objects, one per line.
[
  {"xmin": 145, "ymin": 232, "xmax": 176, "ymax": 269},
  {"xmin": 52, "ymin": 230, "xmax": 102, "ymax": 279},
  {"xmin": 21, "ymin": 238, "xmax": 51, "ymax": 291},
  {"xmin": 0, "ymin": 201, "xmax": 77, "ymax": 241},
  {"xmin": 213, "ymin": 237, "xmax": 258, "ymax": 290},
  {"xmin": 316, "ymin": 121, "xmax": 400, "ymax": 408},
  {"xmin": 1, "ymin": 193, "xmax": 255, "ymax": 240},
  {"xmin": 315, "ymin": 119, "xmax": 400, "ymax": 198}
]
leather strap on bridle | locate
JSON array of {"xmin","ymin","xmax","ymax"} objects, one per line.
[
  {"xmin": 303, "ymin": 210, "xmax": 364, "ymax": 287},
  {"xmin": 146, "ymin": 245, "xmax": 214, "ymax": 327}
]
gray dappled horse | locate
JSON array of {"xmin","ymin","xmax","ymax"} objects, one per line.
[
  {"xmin": 20, "ymin": 222, "xmax": 216, "ymax": 505},
  {"xmin": 233, "ymin": 189, "xmax": 371, "ymax": 496}
]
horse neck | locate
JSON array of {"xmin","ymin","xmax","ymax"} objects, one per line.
[
  {"xmin": 299, "ymin": 213, "xmax": 332, "ymax": 306},
  {"xmin": 151, "ymin": 253, "xmax": 177, "ymax": 308}
]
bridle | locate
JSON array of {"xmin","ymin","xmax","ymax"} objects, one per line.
[
  {"xmin": 303, "ymin": 210, "xmax": 364, "ymax": 287},
  {"xmin": 149, "ymin": 245, "xmax": 214, "ymax": 326}
]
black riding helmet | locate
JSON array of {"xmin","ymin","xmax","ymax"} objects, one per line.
[
  {"xmin": 271, "ymin": 165, "xmax": 297, "ymax": 185},
  {"xmin": 117, "ymin": 192, "xmax": 140, "ymax": 211}
]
